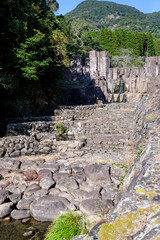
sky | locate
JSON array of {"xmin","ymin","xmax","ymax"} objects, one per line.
[{"xmin": 56, "ymin": 0, "xmax": 160, "ymax": 15}]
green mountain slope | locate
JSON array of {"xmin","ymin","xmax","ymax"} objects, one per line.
[{"xmin": 65, "ymin": 0, "xmax": 160, "ymax": 33}]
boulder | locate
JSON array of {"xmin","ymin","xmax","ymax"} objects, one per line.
[
  {"xmin": 17, "ymin": 196, "xmax": 35, "ymax": 210},
  {"xmin": 9, "ymin": 193, "xmax": 22, "ymax": 204},
  {"xmin": 0, "ymin": 202, "xmax": 13, "ymax": 218},
  {"xmin": 49, "ymin": 188, "xmax": 61, "ymax": 195},
  {"xmin": 0, "ymin": 180, "xmax": 10, "ymax": 190},
  {"xmin": 79, "ymin": 199, "xmax": 112, "ymax": 216},
  {"xmin": 11, "ymin": 210, "xmax": 30, "ymax": 220},
  {"xmin": 21, "ymin": 161, "xmax": 37, "ymax": 171},
  {"xmin": 53, "ymin": 172, "xmax": 71, "ymax": 180},
  {"xmin": 84, "ymin": 164, "xmax": 111, "ymax": 184},
  {"xmin": 0, "ymin": 190, "xmax": 10, "ymax": 204},
  {"xmin": 72, "ymin": 166, "xmax": 84, "ymax": 174},
  {"xmin": 72, "ymin": 190, "xmax": 89, "ymax": 201},
  {"xmin": 34, "ymin": 189, "xmax": 48, "ymax": 199},
  {"xmin": 39, "ymin": 177, "xmax": 55, "ymax": 190},
  {"xmin": 56, "ymin": 177, "xmax": 79, "ymax": 192},
  {"xmin": 30, "ymin": 195, "xmax": 70, "ymax": 221},
  {"xmin": 24, "ymin": 184, "xmax": 40, "ymax": 198},
  {"xmin": 58, "ymin": 191, "xmax": 74, "ymax": 202},
  {"xmin": 70, "ymin": 236, "xmax": 94, "ymax": 240},
  {"xmin": 37, "ymin": 163, "xmax": 59, "ymax": 173},
  {"xmin": 23, "ymin": 170, "xmax": 38, "ymax": 181},
  {"xmin": 74, "ymin": 174, "xmax": 86, "ymax": 184},
  {"xmin": 0, "ymin": 159, "xmax": 20, "ymax": 170},
  {"xmin": 37, "ymin": 169, "xmax": 53, "ymax": 180},
  {"xmin": 84, "ymin": 190, "xmax": 101, "ymax": 200},
  {"xmin": 5, "ymin": 184, "xmax": 26, "ymax": 194},
  {"xmin": 59, "ymin": 166, "xmax": 72, "ymax": 174},
  {"xmin": 80, "ymin": 182, "xmax": 102, "ymax": 192}
]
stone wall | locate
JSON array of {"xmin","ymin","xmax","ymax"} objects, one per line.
[{"xmin": 0, "ymin": 104, "xmax": 107, "ymax": 157}]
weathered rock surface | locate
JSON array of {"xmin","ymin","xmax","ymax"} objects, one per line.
[
  {"xmin": 17, "ymin": 196, "xmax": 35, "ymax": 210},
  {"xmin": 30, "ymin": 195, "xmax": 69, "ymax": 221},
  {"xmin": 84, "ymin": 164, "xmax": 111, "ymax": 184},
  {"xmin": 39, "ymin": 177, "xmax": 55, "ymax": 190},
  {"xmin": 80, "ymin": 199, "xmax": 112, "ymax": 216},
  {"xmin": 0, "ymin": 190, "xmax": 10, "ymax": 204},
  {"xmin": 0, "ymin": 203, "xmax": 13, "ymax": 218},
  {"xmin": 97, "ymin": 95, "xmax": 160, "ymax": 240},
  {"xmin": 70, "ymin": 236, "xmax": 94, "ymax": 240},
  {"xmin": 11, "ymin": 210, "xmax": 30, "ymax": 220},
  {"xmin": 9, "ymin": 193, "xmax": 21, "ymax": 204}
]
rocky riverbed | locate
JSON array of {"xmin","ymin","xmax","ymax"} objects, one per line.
[
  {"xmin": 0, "ymin": 218, "xmax": 49, "ymax": 240},
  {"xmin": 0, "ymin": 94, "xmax": 160, "ymax": 239}
]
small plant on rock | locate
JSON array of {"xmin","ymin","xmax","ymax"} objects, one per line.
[
  {"xmin": 137, "ymin": 146, "xmax": 144, "ymax": 155},
  {"xmin": 55, "ymin": 123, "xmax": 67, "ymax": 135},
  {"xmin": 44, "ymin": 212, "xmax": 88, "ymax": 240}
]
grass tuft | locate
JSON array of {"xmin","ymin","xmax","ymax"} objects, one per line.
[{"xmin": 44, "ymin": 212, "xmax": 88, "ymax": 240}]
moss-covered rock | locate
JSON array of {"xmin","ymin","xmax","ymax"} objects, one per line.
[{"xmin": 98, "ymin": 206, "xmax": 159, "ymax": 240}]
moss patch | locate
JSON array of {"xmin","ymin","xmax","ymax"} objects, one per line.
[
  {"xmin": 135, "ymin": 188, "xmax": 157, "ymax": 200},
  {"xmin": 98, "ymin": 206, "xmax": 159, "ymax": 240},
  {"xmin": 153, "ymin": 237, "xmax": 160, "ymax": 240},
  {"xmin": 145, "ymin": 114, "xmax": 156, "ymax": 120}
]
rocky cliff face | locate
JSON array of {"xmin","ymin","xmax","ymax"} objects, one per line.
[
  {"xmin": 93, "ymin": 94, "xmax": 160, "ymax": 240},
  {"xmin": 68, "ymin": 51, "xmax": 160, "ymax": 105}
]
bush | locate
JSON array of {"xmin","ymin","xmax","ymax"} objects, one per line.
[
  {"xmin": 55, "ymin": 123, "xmax": 67, "ymax": 135},
  {"xmin": 44, "ymin": 212, "xmax": 88, "ymax": 240}
]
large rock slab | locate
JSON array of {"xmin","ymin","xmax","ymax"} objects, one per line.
[
  {"xmin": 30, "ymin": 195, "xmax": 70, "ymax": 221},
  {"xmin": 84, "ymin": 164, "xmax": 111, "ymax": 184},
  {"xmin": 56, "ymin": 177, "xmax": 79, "ymax": 192},
  {"xmin": 79, "ymin": 199, "xmax": 112, "ymax": 216},
  {"xmin": 0, "ymin": 202, "xmax": 13, "ymax": 218},
  {"xmin": 0, "ymin": 159, "xmax": 20, "ymax": 170}
]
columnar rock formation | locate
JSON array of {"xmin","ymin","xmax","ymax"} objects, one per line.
[{"xmin": 69, "ymin": 51, "xmax": 160, "ymax": 103}]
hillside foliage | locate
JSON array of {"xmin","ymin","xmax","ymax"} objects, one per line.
[{"xmin": 66, "ymin": 0, "xmax": 160, "ymax": 33}]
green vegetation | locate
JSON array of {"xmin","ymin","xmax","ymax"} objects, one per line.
[
  {"xmin": 55, "ymin": 123, "xmax": 67, "ymax": 135},
  {"xmin": 64, "ymin": 22, "xmax": 156, "ymax": 59},
  {"xmin": 66, "ymin": 1, "xmax": 160, "ymax": 58},
  {"xmin": 135, "ymin": 188, "xmax": 157, "ymax": 200},
  {"xmin": 66, "ymin": 0, "xmax": 160, "ymax": 33},
  {"xmin": 137, "ymin": 146, "xmax": 144, "ymax": 155},
  {"xmin": 0, "ymin": 0, "xmax": 160, "ymax": 121},
  {"xmin": 0, "ymin": 0, "xmax": 69, "ymax": 118},
  {"xmin": 44, "ymin": 212, "xmax": 88, "ymax": 240}
]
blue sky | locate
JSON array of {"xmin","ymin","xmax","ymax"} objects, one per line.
[{"xmin": 56, "ymin": 0, "xmax": 160, "ymax": 15}]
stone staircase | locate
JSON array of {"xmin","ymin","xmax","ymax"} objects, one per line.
[{"xmin": 81, "ymin": 103, "xmax": 137, "ymax": 164}]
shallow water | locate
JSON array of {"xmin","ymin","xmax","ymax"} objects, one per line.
[{"xmin": 0, "ymin": 218, "xmax": 50, "ymax": 240}]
